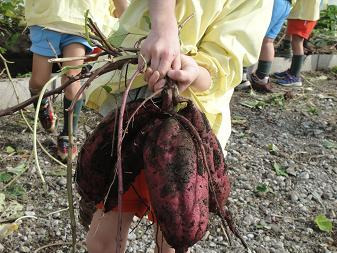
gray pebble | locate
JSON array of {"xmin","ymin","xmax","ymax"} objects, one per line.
[
  {"xmin": 57, "ymin": 177, "xmax": 67, "ymax": 186},
  {"xmin": 247, "ymin": 233, "xmax": 254, "ymax": 239},
  {"xmin": 128, "ymin": 232, "xmax": 137, "ymax": 241},
  {"xmin": 255, "ymin": 247, "xmax": 268, "ymax": 253},
  {"xmin": 298, "ymin": 172, "xmax": 310, "ymax": 180},
  {"xmin": 264, "ymin": 236, "xmax": 271, "ymax": 242},
  {"xmin": 202, "ymin": 231, "xmax": 210, "ymax": 241},
  {"xmin": 290, "ymin": 191, "xmax": 299, "ymax": 202},
  {"xmin": 24, "ymin": 211, "xmax": 36, "ymax": 217},
  {"xmin": 271, "ymin": 224, "xmax": 281, "ymax": 234},
  {"xmin": 209, "ymin": 242, "xmax": 216, "ymax": 247}
]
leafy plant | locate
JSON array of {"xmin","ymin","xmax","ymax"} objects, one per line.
[
  {"xmin": 268, "ymin": 144, "xmax": 279, "ymax": 155},
  {"xmin": 256, "ymin": 183, "xmax": 269, "ymax": 193},
  {"xmin": 240, "ymin": 99, "xmax": 267, "ymax": 110},
  {"xmin": 332, "ymin": 66, "xmax": 337, "ymax": 75},
  {"xmin": 311, "ymin": 5, "xmax": 337, "ymax": 48},
  {"xmin": 322, "ymin": 139, "xmax": 337, "ymax": 149},
  {"xmin": 273, "ymin": 162, "xmax": 288, "ymax": 177},
  {"xmin": 0, "ymin": 172, "xmax": 12, "ymax": 183},
  {"xmin": 308, "ymin": 105, "xmax": 319, "ymax": 115},
  {"xmin": 0, "ymin": 0, "xmax": 26, "ymax": 53},
  {"xmin": 270, "ymin": 94, "xmax": 286, "ymax": 108},
  {"xmin": 5, "ymin": 184, "xmax": 26, "ymax": 199},
  {"xmin": 314, "ymin": 214, "xmax": 333, "ymax": 233},
  {"xmin": 5, "ymin": 146, "xmax": 15, "ymax": 154},
  {"xmin": 316, "ymin": 5, "xmax": 337, "ymax": 35}
]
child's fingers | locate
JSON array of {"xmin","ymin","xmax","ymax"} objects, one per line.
[
  {"xmin": 153, "ymin": 79, "xmax": 166, "ymax": 92},
  {"xmin": 167, "ymin": 69, "xmax": 190, "ymax": 83},
  {"xmin": 171, "ymin": 55, "xmax": 181, "ymax": 71},
  {"xmin": 148, "ymin": 70, "xmax": 161, "ymax": 89},
  {"xmin": 157, "ymin": 53, "xmax": 173, "ymax": 77},
  {"xmin": 144, "ymin": 67, "xmax": 153, "ymax": 82}
]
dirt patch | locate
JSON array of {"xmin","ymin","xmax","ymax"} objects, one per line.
[{"xmin": 0, "ymin": 71, "xmax": 336, "ymax": 252}]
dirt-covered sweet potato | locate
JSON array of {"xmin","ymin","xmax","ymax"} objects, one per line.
[
  {"xmin": 178, "ymin": 100, "xmax": 231, "ymax": 213},
  {"xmin": 143, "ymin": 117, "xmax": 209, "ymax": 252},
  {"xmin": 75, "ymin": 99, "xmax": 161, "ymax": 226}
]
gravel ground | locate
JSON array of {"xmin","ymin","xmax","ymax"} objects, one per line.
[{"xmin": 0, "ymin": 71, "xmax": 336, "ymax": 253}]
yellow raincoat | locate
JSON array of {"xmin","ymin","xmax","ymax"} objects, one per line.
[
  {"xmin": 24, "ymin": 0, "xmax": 119, "ymax": 36},
  {"xmin": 288, "ymin": 0, "xmax": 322, "ymax": 21},
  {"xmin": 86, "ymin": 0, "xmax": 273, "ymax": 148}
]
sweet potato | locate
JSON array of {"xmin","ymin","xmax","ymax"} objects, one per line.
[
  {"xmin": 76, "ymin": 89, "xmax": 235, "ymax": 249},
  {"xmin": 178, "ymin": 101, "xmax": 231, "ymax": 212},
  {"xmin": 143, "ymin": 117, "xmax": 209, "ymax": 252},
  {"xmin": 75, "ymin": 99, "xmax": 161, "ymax": 226}
]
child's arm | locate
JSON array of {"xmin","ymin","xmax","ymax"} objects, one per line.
[
  {"xmin": 112, "ymin": 0, "xmax": 128, "ymax": 17},
  {"xmin": 139, "ymin": 0, "xmax": 181, "ymax": 76},
  {"xmin": 145, "ymin": 55, "xmax": 211, "ymax": 93}
]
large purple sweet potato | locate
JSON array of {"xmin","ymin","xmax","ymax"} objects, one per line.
[
  {"xmin": 143, "ymin": 117, "xmax": 209, "ymax": 253},
  {"xmin": 178, "ymin": 101, "xmax": 231, "ymax": 213}
]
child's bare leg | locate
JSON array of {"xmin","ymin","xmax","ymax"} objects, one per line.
[
  {"xmin": 29, "ymin": 54, "xmax": 53, "ymax": 92},
  {"xmin": 153, "ymin": 225, "xmax": 190, "ymax": 253},
  {"xmin": 86, "ymin": 210, "xmax": 134, "ymax": 253},
  {"xmin": 61, "ymin": 43, "xmax": 86, "ymax": 100},
  {"xmin": 58, "ymin": 43, "xmax": 86, "ymax": 143},
  {"xmin": 291, "ymin": 35, "xmax": 304, "ymax": 55},
  {"xmin": 259, "ymin": 37, "xmax": 275, "ymax": 62}
]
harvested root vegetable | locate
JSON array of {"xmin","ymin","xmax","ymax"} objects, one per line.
[
  {"xmin": 76, "ymin": 81, "xmax": 242, "ymax": 251},
  {"xmin": 143, "ymin": 117, "xmax": 209, "ymax": 252},
  {"xmin": 178, "ymin": 101, "xmax": 231, "ymax": 212},
  {"xmin": 75, "ymin": 99, "xmax": 161, "ymax": 226}
]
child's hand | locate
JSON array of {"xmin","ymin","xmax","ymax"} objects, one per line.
[
  {"xmin": 145, "ymin": 55, "xmax": 211, "ymax": 93},
  {"xmin": 167, "ymin": 55, "xmax": 200, "ymax": 92},
  {"xmin": 139, "ymin": 27, "xmax": 181, "ymax": 77},
  {"xmin": 144, "ymin": 55, "xmax": 198, "ymax": 92}
]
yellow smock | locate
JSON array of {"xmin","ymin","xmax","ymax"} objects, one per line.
[
  {"xmin": 86, "ymin": 0, "xmax": 273, "ymax": 148},
  {"xmin": 24, "ymin": 0, "xmax": 119, "ymax": 36},
  {"xmin": 288, "ymin": 0, "xmax": 322, "ymax": 21}
]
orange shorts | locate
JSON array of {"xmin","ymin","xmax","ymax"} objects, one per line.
[
  {"xmin": 84, "ymin": 47, "xmax": 102, "ymax": 62},
  {"xmin": 96, "ymin": 170, "xmax": 156, "ymax": 221},
  {"xmin": 287, "ymin": 19, "xmax": 317, "ymax": 39}
]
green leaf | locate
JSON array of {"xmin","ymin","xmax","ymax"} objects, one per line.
[
  {"xmin": 268, "ymin": 144, "xmax": 279, "ymax": 155},
  {"xmin": 322, "ymin": 140, "xmax": 337, "ymax": 149},
  {"xmin": 4, "ymin": 9, "xmax": 15, "ymax": 17},
  {"xmin": 5, "ymin": 146, "xmax": 15, "ymax": 154},
  {"xmin": 308, "ymin": 106, "xmax": 319, "ymax": 115},
  {"xmin": 240, "ymin": 100, "xmax": 266, "ymax": 109},
  {"xmin": 273, "ymin": 162, "xmax": 288, "ymax": 177},
  {"xmin": 256, "ymin": 183, "xmax": 269, "ymax": 193},
  {"xmin": 7, "ymin": 164, "xmax": 26, "ymax": 175},
  {"xmin": 0, "ymin": 172, "xmax": 12, "ymax": 183},
  {"xmin": 5, "ymin": 185, "xmax": 25, "ymax": 199},
  {"xmin": 314, "ymin": 214, "xmax": 333, "ymax": 232}
]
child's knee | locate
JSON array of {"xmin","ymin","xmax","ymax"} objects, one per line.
[{"xmin": 29, "ymin": 75, "xmax": 50, "ymax": 90}]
